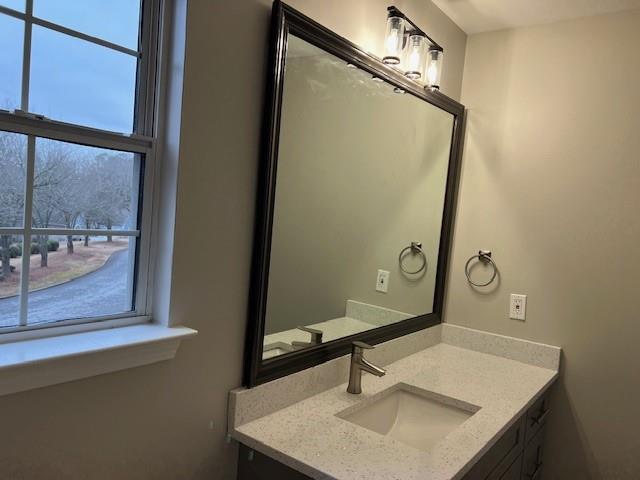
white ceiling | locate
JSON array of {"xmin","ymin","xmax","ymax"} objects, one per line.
[{"xmin": 431, "ymin": 0, "xmax": 640, "ymax": 34}]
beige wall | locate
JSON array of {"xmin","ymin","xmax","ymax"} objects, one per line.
[
  {"xmin": 0, "ymin": 1, "xmax": 465, "ymax": 479},
  {"xmin": 446, "ymin": 10, "xmax": 640, "ymax": 479},
  {"xmin": 266, "ymin": 49, "xmax": 453, "ymax": 333}
]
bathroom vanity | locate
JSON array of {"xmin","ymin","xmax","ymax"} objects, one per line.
[
  {"xmin": 230, "ymin": 324, "xmax": 559, "ymax": 480},
  {"xmin": 232, "ymin": 3, "xmax": 561, "ymax": 479}
]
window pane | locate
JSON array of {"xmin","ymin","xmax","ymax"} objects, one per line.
[
  {"xmin": 30, "ymin": 26, "xmax": 137, "ymax": 132},
  {"xmin": 26, "ymin": 236, "xmax": 135, "ymax": 325},
  {"xmin": 33, "ymin": 0, "xmax": 141, "ymax": 50},
  {"xmin": 0, "ymin": 13, "xmax": 24, "ymax": 111},
  {"xmin": 0, "ymin": 131, "xmax": 26, "ymax": 228},
  {"xmin": 33, "ymin": 138, "xmax": 140, "ymax": 231},
  {"xmin": 0, "ymin": 234, "xmax": 23, "ymax": 328},
  {"xmin": 0, "ymin": 0, "xmax": 24, "ymax": 12}
]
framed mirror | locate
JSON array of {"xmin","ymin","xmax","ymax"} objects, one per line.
[{"xmin": 244, "ymin": 1, "xmax": 466, "ymax": 386}]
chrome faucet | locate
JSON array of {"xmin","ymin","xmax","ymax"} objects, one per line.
[
  {"xmin": 347, "ymin": 341, "xmax": 386, "ymax": 394},
  {"xmin": 291, "ymin": 326, "xmax": 323, "ymax": 349}
]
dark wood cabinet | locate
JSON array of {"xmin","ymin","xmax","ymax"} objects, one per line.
[{"xmin": 237, "ymin": 391, "xmax": 551, "ymax": 480}]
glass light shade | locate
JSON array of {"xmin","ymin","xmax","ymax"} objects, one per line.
[
  {"xmin": 404, "ymin": 34, "xmax": 427, "ymax": 79},
  {"xmin": 382, "ymin": 16, "xmax": 405, "ymax": 65},
  {"xmin": 425, "ymin": 49, "xmax": 444, "ymax": 89}
]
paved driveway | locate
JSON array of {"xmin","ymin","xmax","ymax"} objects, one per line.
[{"xmin": 0, "ymin": 249, "xmax": 130, "ymax": 327}]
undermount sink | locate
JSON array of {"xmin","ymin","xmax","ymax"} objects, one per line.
[{"xmin": 338, "ymin": 385, "xmax": 478, "ymax": 451}]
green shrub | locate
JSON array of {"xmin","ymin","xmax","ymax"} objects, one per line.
[
  {"xmin": 14, "ymin": 241, "xmax": 59, "ymax": 255},
  {"xmin": 9, "ymin": 244, "xmax": 21, "ymax": 258}
]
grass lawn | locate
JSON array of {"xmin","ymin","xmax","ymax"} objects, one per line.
[{"xmin": 0, "ymin": 238, "xmax": 129, "ymax": 299}]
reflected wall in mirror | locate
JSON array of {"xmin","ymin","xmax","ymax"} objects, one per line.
[{"xmin": 262, "ymin": 35, "xmax": 455, "ymax": 360}]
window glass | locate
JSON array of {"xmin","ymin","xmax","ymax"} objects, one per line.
[
  {"xmin": 33, "ymin": 0, "xmax": 141, "ymax": 50},
  {"xmin": 33, "ymin": 138, "xmax": 140, "ymax": 231},
  {"xmin": 0, "ymin": 0, "xmax": 24, "ymax": 12},
  {"xmin": 30, "ymin": 26, "xmax": 137, "ymax": 132},
  {"xmin": 0, "ymin": 131, "xmax": 26, "ymax": 228},
  {"xmin": 26, "ymin": 236, "xmax": 135, "ymax": 325},
  {"xmin": 0, "ymin": 234, "xmax": 22, "ymax": 328},
  {"xmin": 0, "ymin": 0, "xmax": 153, "ymax": 332},
  {"xmin": 0, "ymin": 13, "xmax": 24, "ymax": 111}
]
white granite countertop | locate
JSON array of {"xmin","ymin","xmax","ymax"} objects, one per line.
[{"xmin": 231, "ymin": 342, "xmax": 558, "ymax": 480}]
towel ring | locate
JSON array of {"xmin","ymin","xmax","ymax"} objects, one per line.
[
  {"xmin": 465, "ymin": 250, "xmax": 497, "ymax": 287},
  {"xmin": 399, "ymin": 242, "xmax": 427, "ymax": 275}
]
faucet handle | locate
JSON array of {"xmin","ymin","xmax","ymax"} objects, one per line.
[
  {"xmin": 297, "ymin": 326, "xmax": 323, "ymax": 343},
  {"xmin": 352, "ymin": 341, "xmax": 374, "ymax": 354}
]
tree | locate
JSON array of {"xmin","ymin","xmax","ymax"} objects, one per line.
[
  {"xmin": 53, "ymin": 158, "xmax": 83, "ymax": 254},
  {"xmin": 32, "ymin": 140, "xmax": 72, "ymax": 267},
  {"xmin": 82, "ymin": 153, "xmax": 133, "ymax": 242},
  {"xmin": 0, "ymin": 132, "xmax": 26, "ymax": 280}
]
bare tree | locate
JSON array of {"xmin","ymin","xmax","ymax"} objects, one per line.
[
  {"xmin": 53, "ymin": 159, "xmax": 83, "ymax": 254},
  {"xmin": 32, "ymin": 140, "xmax": 71, "ymax": 267},
  {"xmin": 83, "ymin": 153, "xmax": 133, "ymax": 242},
  {"xmin": 0, "ymin": 132, "xmax": 26, "ymax": 280}
]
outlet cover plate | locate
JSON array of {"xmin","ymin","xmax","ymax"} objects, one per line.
[
  {"xmin": 510, "ymin": 294, "xmax": 527, "ymax": 320},
  {"xmin": 376, "ymin": 270, "xmax": 390, "ymax": 293}
]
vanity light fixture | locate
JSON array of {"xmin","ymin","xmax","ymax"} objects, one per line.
[
  {"xmin": 405, "ymin": 33, "xmax": 427, "ymax": 79},
  {"xmin": 425, "ymin": 47, "xmax": 444, "ymax": 90},
  {"xmin": 382, "ymin": 10, "xmax": 405, "ymax": 65},
  {"xmin": 382, "ymin": 6, "xmax": 444, "ymax": 90}
]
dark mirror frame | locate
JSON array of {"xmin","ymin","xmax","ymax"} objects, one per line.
[{"xmin": 244, "ymin": 0, "xmax": 466, "ymax": 387}]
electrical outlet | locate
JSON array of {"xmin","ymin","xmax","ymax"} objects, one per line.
[
  {"xmin": 376, "ymin": 270, "xmax": 390, "ymax": 293},
  {"xmin": 510, "ymin": 294, "xmax": 527, "ymax": 320}
]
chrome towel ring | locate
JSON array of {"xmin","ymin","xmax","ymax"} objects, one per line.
[
  {"xmin": 465, "ymin": 250, "xmax": 498, "ymax": 287},
  {"xmin": 399, "ymin": 242, "xmax": 427, "ymax": 274}
]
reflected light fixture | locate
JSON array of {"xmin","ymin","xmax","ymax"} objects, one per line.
[{"xmin": 382, "ymin": 6, "xmax": 444, "ymax": 90}]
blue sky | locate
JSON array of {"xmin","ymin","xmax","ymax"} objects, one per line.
[{"xmin": 0, "ymin": 0, "xmax": 141, "ymax": 132}]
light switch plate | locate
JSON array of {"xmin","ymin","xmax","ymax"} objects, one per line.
[
  {"xmin": 376, "ymin": 270, "xmax": 390, "ymax": 293},
  {"xmin": 510, "ymin": 294, "xmax": 527, "ymax": 320}
]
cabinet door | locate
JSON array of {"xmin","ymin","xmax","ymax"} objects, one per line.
[
  {"xmin": 499, "ymin": 454, "xmax": 523, "ymax": 480},
  {"xmin": 522, "ymin": 426, "xmax": 545, "ymax": 480},
  {"xmin": 525, "ymin": 391, "xmax": 550, "ymax": 444}
]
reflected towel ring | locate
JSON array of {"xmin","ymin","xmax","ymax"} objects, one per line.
[
  {"xmin": 399, "ymin": 242, "xmax": 427, "ymax": 274},
  {"xmin": 464, "ymin": 250, "xmax": 498, "ymax": 287}
]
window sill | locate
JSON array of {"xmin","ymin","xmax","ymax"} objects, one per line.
[{"xmin": 0, "ymin": 323, "xmax": 197, "ymax": 397}]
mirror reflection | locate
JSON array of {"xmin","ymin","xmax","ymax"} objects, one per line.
[{"xmin": 262, "ymin": 35, "xmax": 455, "ymax": 359}]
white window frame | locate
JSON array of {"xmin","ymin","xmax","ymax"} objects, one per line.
[{"xmin": 0, "ymin": 0, "xmax": 162, "ymax": 338}]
